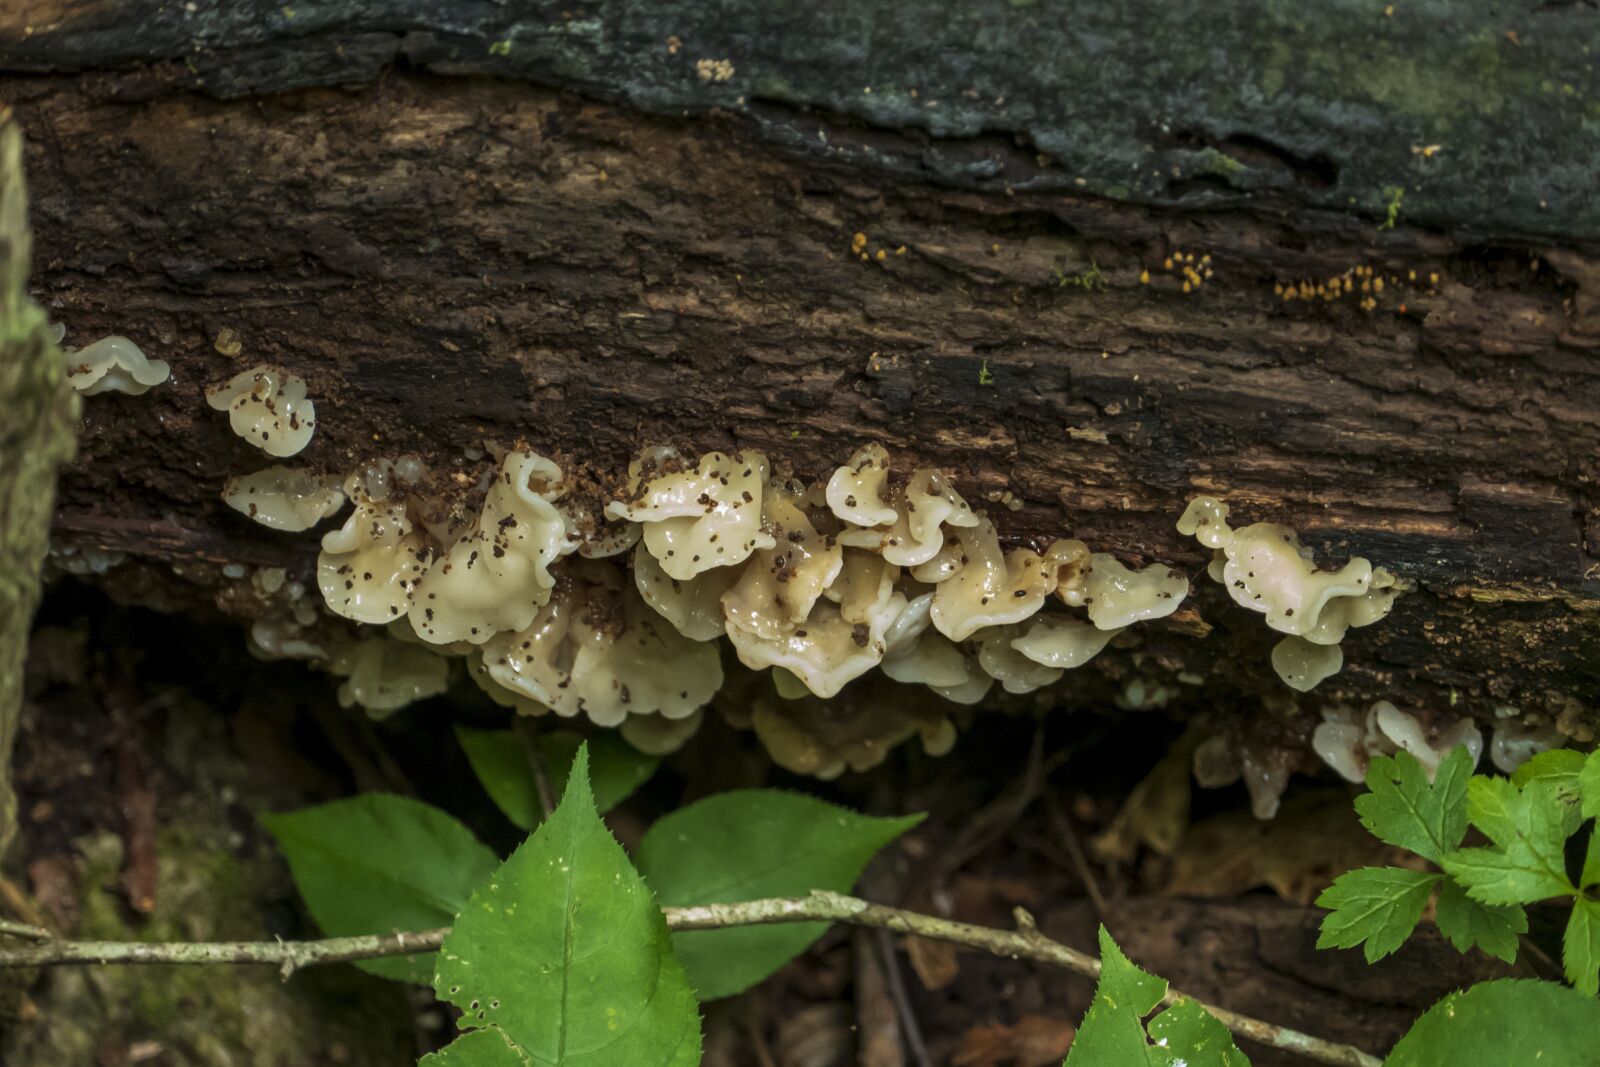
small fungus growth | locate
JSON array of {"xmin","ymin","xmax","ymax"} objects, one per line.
[
  {"xmin": 63, "ymin": 335, "xmax": 170, "ymax": 396},
  {"xmin": 223, "ymin": 467, "xmax": 345, "ymax": 532},
  {"xmin": 1178, "ymin": 496, "xmax": 1400, "ymax": 690},
  {"xmin": 206, "ymin": 364, "xmax": 316, "ymax": 457}
]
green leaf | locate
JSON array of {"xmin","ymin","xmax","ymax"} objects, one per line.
[
  {"xmin": 635, "ymin": 790, "xmax": 922, "ymax": 1001},
  {"xmin": 1564, "ymin": 898, "xmax": 1600, "ymax": 997},
  {"xmin": 432, "ymin": 744, "xmax": 700, "ymax": 1066},
  {"xmin": 1063, "ymin": 928, "xmax": 1248, "ymax": 1066},
  {"xmin": 1355, "ymin": 749, "xmax": 1470, "ymax": 864},
  {"xmin": 1432, "ymin": 878, "xmax": 1525, "ymax": 964},
  {"xmin": 1511, "ymin": 747, "xmax": 1584, "ymax": 790},
  {"xmin": 418, "ymin": 1027, "xmax": 530, "ymax": 1066},
  {"xmin": 1064, "ymin": 927, "xmax": 1168, "ymax": 1066},
  {"xmin": 1511, "ymin": 749, "xmax": 1585, "ymax": 838},
  {"xmin": 1583, "ymin": 829, "xmax": 1600, "ymax": 891},
  {"xmin": 1445, "ymin": 779, "xmax": 1578, "ymax": 905},
  {"xmin": 1145, "ymin": 1000, "xmax": 1251, "ymax": 1067},
  {"xmin": 262, "ymin": 795, "xmax": 498, "ymax": 984},
  {"xmin": 1582, "ymin": 749, "xmax": 1600, "ymax": 821},
  {"xmin": 1441, "ymin": 846, "xmax": 1574, "ymax": 905},
  {"xmin": 1315, "ymin": 867, "xmax": 1438, "ymax": 962},
  {"xmin": 456, "ymin": 726, "xmax": 658, "ymax": 831},
  {"xmin": 1383, "ymin": 979, "xmax": 1600, "ymax": 1066}
]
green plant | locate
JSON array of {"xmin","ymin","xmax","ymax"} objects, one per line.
[
  {"xmin": 1317, "ymin": 746, "xmax": 1600, "ymax": 992},
  {"xmin": 15, "ymin": 730, "xmax": 1600, "ymax": 1064}
]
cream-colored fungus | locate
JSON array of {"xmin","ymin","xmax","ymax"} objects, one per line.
[
  {"xmin": 1269, "ymin": 635, "xmax": 1344, "ymax": 692},
  {"xmin": 973, "ymin": 625, "xmax": 1063, "ymax": 694},
  {"xmin": 330, "ymin": 637, "xmax": 451, "ymax": 718},
  {"xmin": 223, "ymin": 467, "xmax": 345, "ymax": 532},
  {"xmin": 839, "ymin": 468, "xmax": 980, "ymax": 567},
  {"xmin": 479, "ymin": 562, "xmax": 721, "ymax": 726},
  {"xmin": 1311, "ymin": 701, "xmax": 1482, "ymax": 783},
  {"xmin": 1488, "ymin": 718, "xmax": 1565, "ymax": 773},
  {"xmin": 825, "ymin": 443, "xmax": 897, "ymax": 527},
  {"xmin": 1010, "ymin": 616, "xmax": 1123, "ymax": 670},
  {"xmin": 408, "ymin": 450, "xmax": 572, "ymax": 645},
  {"xmin": 206, "ymin": 364, "xmax": 316, "ymax": 457},
  {"xmin": 619, "ymin": 710, "xmax": 706, "ymax": 755},
  {"xmin": 604, "ymin": 448, "xmax": 775, "ymax": 581},
  {"xmin": 228, "ymin": 442, "xmax": 1451, "ymax": 789},
  {"xmin": 317, "ymin": 463, "xmax": 431, "ymax": 624},
  {"xmin": 929, "ymin": 520, "xmax": 1066, "ymax": 641},
  {"xmin": 631, "ymin": 542, "xmax": 737, "ymax": 641},
  {"xmin": 721, "ymin": 485, "xmax": 844, "ymax": 639},
  {"xmin": 725, "ymin": 593, "xmax": 904, "ymax": 699},
  {"xmin": 64, "ymin": 335, "xmax": 170, "ymax": 396},
  {"xmin": 1179, "ymin": 495, "xmax": 1400, "ymax": 690},
  {"xmin": 1057, "ymin": 552, "xmax": 1188, "ymax": 630}
]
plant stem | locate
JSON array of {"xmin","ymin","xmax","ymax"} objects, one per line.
[{"xmin": 0, "ymin": 889, "xmax": 1379, "ymax": 1067}]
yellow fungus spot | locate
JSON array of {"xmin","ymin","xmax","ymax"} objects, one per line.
[{"xmin": 1141, "ymin": 270, "xmax": 1151, "ymax": 285}]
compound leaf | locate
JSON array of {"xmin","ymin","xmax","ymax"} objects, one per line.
[{"xmin": 1315, "ymin": 867, "xmax": 1438, "ymax": 963}]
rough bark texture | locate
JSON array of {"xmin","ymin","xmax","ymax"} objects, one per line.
[
  {"xmin": 0, "ymin": 114, "xmax": 78, "ymax": 851},
  {"xmin": 3, "ymin": 1, "xmax": 1600, "ymax": 734}
]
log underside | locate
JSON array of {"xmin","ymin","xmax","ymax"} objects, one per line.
[{"xmin": 5, "ymin": 2, "xmax": 1600, "ymax": 741}]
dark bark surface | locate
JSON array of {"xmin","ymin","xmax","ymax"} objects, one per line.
[{"xmin": 4, "ymin": 2, "xmax": 1600, "ymax": 733}]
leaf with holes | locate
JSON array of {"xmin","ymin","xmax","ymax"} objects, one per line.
[{"xmin": 431, "ymin": 744, "xmax": 701, "ymax": 1066}]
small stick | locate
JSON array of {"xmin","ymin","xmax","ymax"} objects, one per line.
[{"xmin": 0, "ymin": 890, "xmax": 1380, "ymax": 1067}]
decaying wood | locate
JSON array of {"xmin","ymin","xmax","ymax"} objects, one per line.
[{"xmin": 3, "ymin": 1, "xmax": 1599, "ymax": 737}]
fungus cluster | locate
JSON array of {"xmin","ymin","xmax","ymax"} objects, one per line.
[
  {"xmin": 216, "ymin": 435, "xmax": 1551, "ymax": 806},
  {"xmin": 1177, "ymin": 496, "xmax": 1400, "ymax": 691},
  {"xmin": 228, "ymin": 441, "xmax": 1192, "ymax": 769}
]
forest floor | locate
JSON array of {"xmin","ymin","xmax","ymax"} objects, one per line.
[{"xmin": 0, "ymin": 585, "xmax": 1542, "ymax": 1067}]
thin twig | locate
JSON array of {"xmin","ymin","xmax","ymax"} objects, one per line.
[
  {"xmin": 512, "ymin": 718, "xmax": 557, "ymax": 819},
  {"xmin": 1047, "ymin": 793, "xmax": 1108, "ymax": 917},
  {"xmin": 873, "ymin": 927, "xmax": 933, "ymax": 1067},
  {"xmin": 0, "ymin": 919, "xmax": 50, "ymax": 941},
  {"xmin": 0, "ymin": 890, "xmax": 1378, "ymax": 1066}
]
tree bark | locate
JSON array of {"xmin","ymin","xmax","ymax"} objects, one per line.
[{"xmin": 3, "ymin": 1, "xmax": 1598, "ymax": 737}]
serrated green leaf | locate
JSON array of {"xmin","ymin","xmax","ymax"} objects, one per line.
[
  {"xmin": 1383, "ymin": 978, "xmax": 1600, "ymax": 1066},
  {"xmin": 1564, "ymin": 898, "xmax": 1600, "ymax": 997},
  {"xmin": 1582, "ymin": 750, "xmax": 1600, "ymax": 821},
  {"xmin": 262, "ymin": 795, "xmax": 498, "ymax": 983},
  {"xmin": 635, "ymin": 791, "xmax": 922, "ymax": 1000},
  {"xmin": 1446, "ymin": 779, "xmax": 1578, "ymax": 905},
  {"xmin": 1064, "ymin": 926, "xmax": 1168, "ymax": 1066},
  {"xmin": 1464, "ymin": 775, "xmax": 1522, "ymax": 849},
  {"xmin": 420, "ymin": 1027, "xmax": 530, "ymax": 1066},
  {"xmin": 1315, "ymin": 867, "xmax": 1438, "ymax": 962},
  {"xmin": 433, "ymin": 745, "xmax": 701, "ymax": 1067},
  {"xmin": 1440, "ymin": 846, "xmax": 1573, "ymax": 905},
  {"xmin": 1355, "ymin": 749, "xmax": 1469, "ymax": 864},
  {"xmin": 1511, "ymin": 749, "xmax": 1586, "ymax": 838},
  {"xmin": 1145, "ymin": 999, "xmax": 1251, "ymax": 1067},
  {"xmin": 1511, "ymin": 748, "xmax": 1584, "ymax": 790},
  {"xmin": 1432, "ymin": 878, "xmax": 1525, "ymax": 964},
  {"xmin": 456, "ymin": 727, "xmax": 658, "ymax": 831}
]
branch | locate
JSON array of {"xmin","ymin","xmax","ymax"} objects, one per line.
[{"xmin": 0, "ymin": 889, "xmax": 1380, "ymax": 1067}]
